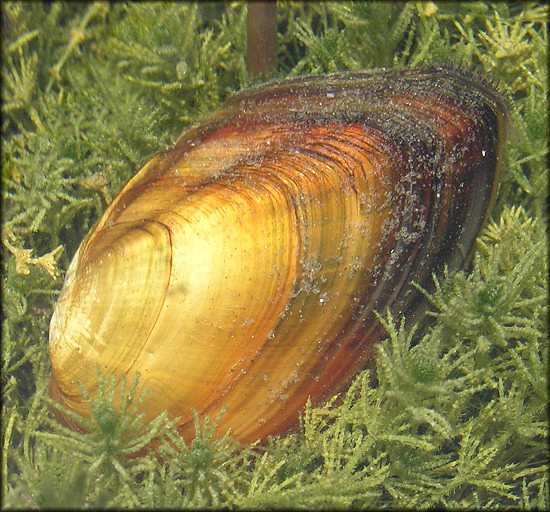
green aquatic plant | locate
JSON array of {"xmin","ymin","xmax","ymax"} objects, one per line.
[
  {"xmin": 2, "ymin": 1, "xmax": 548, "ymax": 508},
  {"xmin": 108, "ymin": 2, "xmax": 248, "ymax": 122}
]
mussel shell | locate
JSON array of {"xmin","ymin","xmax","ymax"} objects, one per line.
[{"xmin": 49, "ymin": 66, "xmax": 508, "ymax": 444}]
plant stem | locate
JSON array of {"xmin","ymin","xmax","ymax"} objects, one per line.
[{"xmin": 247, "ymin": 1, "xmax": 278, "ymax": 78}]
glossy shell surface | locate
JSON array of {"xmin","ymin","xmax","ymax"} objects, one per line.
[{"xmin": 49, "ymin": 66, "xmax": 508, "ymax": 444}]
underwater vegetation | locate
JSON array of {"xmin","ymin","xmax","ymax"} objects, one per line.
[{"xmin": 2, "ymin": 2, "xmax": 548, "ymax": 508}]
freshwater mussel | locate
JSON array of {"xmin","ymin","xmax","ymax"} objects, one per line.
[{"xmin": 49, "ymin": 66, "xmax": 508, "ymax": 445}]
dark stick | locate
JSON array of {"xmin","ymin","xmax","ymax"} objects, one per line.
[{"xmin": 247, "ymin": 1, "xmax": 278, "ymax": 78}]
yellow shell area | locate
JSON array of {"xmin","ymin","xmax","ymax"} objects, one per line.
[{"xmin": 49, "ymin": 121, "xmax": 395, "ymax": 442}]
